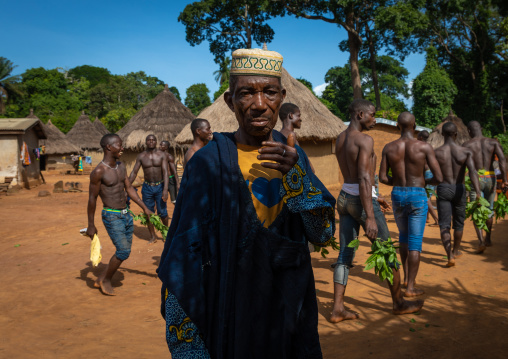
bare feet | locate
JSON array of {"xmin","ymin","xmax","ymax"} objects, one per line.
[
  {"xmin": 329, "ymin": 309, "xmax": 359, "ymax": 323},
  {"xmin": 404, "ymin": 288, "xmax": 425, "ymax": 297},
  {"xmin": 485, "ymin": 240, "xmax": 492, "ymax": 247},
  {"xmin": 393, "ymin": 299, "xmax": 424, "ymax": 315},
  {"xmin": 446, "ymin": 259, "xmax": 455, "ymax": 267},
  {"xmin": 148, "ymin": 237, "xmax": 158, "ymax": 245},
  {"xmin": 475, "ymin": 245, "xmax": 486, "ymax": 254},
  {"xmin": 454, "ymin": 251, "xmax": 463, "ymax": 259},
  {"xmin": 96, "ymin": 279, "xmax": 116, "ymax": 296}
]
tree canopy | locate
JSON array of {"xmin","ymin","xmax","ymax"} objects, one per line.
[
  {"xmin": 185, "ymin": 83, "xmax": 211, "ymax": 115},
  {"xmin": 1, "ymin": 62, "xmax": 182, "ymax": 134},
  {"xmin": 178, "ymin": 0, "xmax": 283, "ymax": 64},
  {"xmin": 412, "ymin": 47, "xmax": 458, "ymax": 128}
]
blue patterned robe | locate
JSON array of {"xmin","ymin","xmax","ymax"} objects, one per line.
[{"xmin": 157, "ymin": 131, "xmax": 335, "ymax": 359}]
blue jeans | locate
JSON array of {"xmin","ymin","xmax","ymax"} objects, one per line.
[
  {"xmin": 142, "ymin": 182, "xmax": 168, "ymax": 218},
  {"xmin": 391, "ymin": 187, "xmax": 427, "ymax": 252},
  {"xmin": 101, "ymin": 209, "xmax": 134, "ymax": 260},
  {"xmin": 333, "ymin": 190, "xmax": 390, "ymax": 285}
]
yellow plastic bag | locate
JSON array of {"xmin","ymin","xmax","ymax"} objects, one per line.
[{"xmin": 90, "ymin": 234, "xmax": 102, "ymax": 267}]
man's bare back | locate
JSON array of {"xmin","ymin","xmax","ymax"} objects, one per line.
[
  {"xmin": 435, "ymin": 143, "xmax": 475, "ymax": 185},
  {"xmin": 381, "ymin": 138, "xmax": 441, "ymax": 187},
  {"xmin": 462, "ymin": 136, "xmax": 504, "ymax": 173}
]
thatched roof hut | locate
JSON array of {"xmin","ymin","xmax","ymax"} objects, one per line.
[
  {"xmin": 175, "ymin": 67, "xmax": 346, "ymax": 144},
  {"xmin": 93, "ymin": 117, "xmax": 109, "ymax": 135},
  {"xmin": 117, "ymin": 84, "xmax": 195, "ymax": 151},
  {"xmin": 66, "ymin": 111, "xmax": 104, "ymax": 150},
  {"xmin": 428, "ymin": 111, "xmax": 470, "ymax": 148},
  {"xmin": 41, "ymin": 120, "xmax": 81, "ymax": 155}
]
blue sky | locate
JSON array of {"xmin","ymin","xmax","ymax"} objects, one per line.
[{"xmin": 3, "ymin": 0, "xmax": 425, "ymax": 106}]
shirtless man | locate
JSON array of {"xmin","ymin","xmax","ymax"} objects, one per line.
[
  {"xmin": 183, "ymin": 118, "xmax": 212, "ymax": 168},
  {"xmin": 279, "ymin": 102, "xmax": 302, "ymax": 145},
  {"xmin": 330, "ymin": 100, "xmax": 423, "ymax": 323},
  {"xmin": 129, "ymin": 134, "xmax": 169, "ymax": 244},
  {"xmin": 462, "ymin": 121, "xmax": 508, "ymax": 252},
  {"xmin": 417, "ymin": 130, "xmax": 439, "ymax": 226},
  {"xmin": 87, "ymin": 134, "xmax": 153, "ymax": 295},
  {"xmin": 380, "ymin": 112, "xmax": 443, "ymax": 297},
  {"xmin": 434, "ymin": 123, "xmax": 481, "ymax": 266},
  {"xmin": 160, "ymin": 140, "xmax": 180, "ymax": 204}
]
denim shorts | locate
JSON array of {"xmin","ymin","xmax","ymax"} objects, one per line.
[
  {"xmin": 101, "ymin": 209, "xmax": 134, "ymax": 261},
  {"xmin": 436, "ymin": 183, "xmax": 466, "ymax": 230},
  {"xmin": 470, "ymin": 175, "xmax": 496, "ymax": 211},
  {"xmin": 142, "ymin": 182, "xmax": 168, "ymax": 218},
  {"xmin": 391, "ymin": 187, "xmax": 427, "ymax": 252},
  {"xmin": 335, "ymin": 191, "xmax": 390, "ymax": 268}
]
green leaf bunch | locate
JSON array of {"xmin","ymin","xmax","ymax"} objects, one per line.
[
  {"xmin": 425, "ymin": 187, "xmax": 437, "ymax": 199},
  {"xmin": 131, "ymin": 212, "xmax": 169, "ymax": 241},
  {"xmin": 494, "ymin": 193, "xmax": 508, "ymax": 223},
  {"xmin": 313, "ymin": 236, "xmax": 340, "ymax": 258},
  {"xmin": 364, "ymin": 238, "xmax": 401, "ymax": 285},
  {"xmin": 466, "ymin": 197, "xmax": 492, "ymax": 232}
]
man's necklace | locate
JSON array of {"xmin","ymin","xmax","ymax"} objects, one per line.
[{"xmin": 101, "ymin": 161, "xmax": 118, "ymax": 170}]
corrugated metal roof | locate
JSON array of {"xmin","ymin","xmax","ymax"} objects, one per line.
[
  {"xmin": 344, "ymin": 118, "xmax": 432, "ymax": 132},
  {"xmin": 0, "ymin": 118, "xmax": 47, "ymax": 138}
]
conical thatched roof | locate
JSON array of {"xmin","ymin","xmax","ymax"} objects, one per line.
[
  {"xmin": 428, "ymin": 111, "xmax": 470, "ymax": 148},
  {"xmin": 66, "ymin": 111, "xmax": 104, "ymax": 150},
  {"xmin": 175, "ymin": 67, "xmax": 346, "ymax": 145},
  {"xmin": 41, "ymin": 120, "xmax": 81, "ymax": 155},
  {"xmin": 117, "ymin": 85, "xmax": 195, "ymax": 151},
  {"xmin": 93, "ymin": 117, "xmax": 109, "ymax": 135}
]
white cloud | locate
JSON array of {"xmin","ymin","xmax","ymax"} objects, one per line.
[{"xmin": 313, "ymin": 82, "xmax": 329, "ymax": 97}]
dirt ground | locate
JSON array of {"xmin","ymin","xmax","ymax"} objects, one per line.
[{"xmin": 1, "ymin": 172, "xmax": 508, "ymax": 358}]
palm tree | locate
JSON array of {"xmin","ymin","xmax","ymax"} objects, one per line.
[
  {"xmin": 213, "ymin": 57, "xmax": 231, "ymax": 85},
  {"xmin": 0, "ymin": 57, "xmax": 22, "ymax": 114}
]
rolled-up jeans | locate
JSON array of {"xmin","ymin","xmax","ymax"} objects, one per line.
[
  {"xmin": 391, "ymin": 187, "xmax": 427, "ymax": 252},
  {"xmin": 333, "ymin": 190, "xmax": 390, "ymax": 286}
]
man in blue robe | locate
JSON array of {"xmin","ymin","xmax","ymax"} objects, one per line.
[{"xmin": 157, "ymin": 48, "xmax": 335, "ymax": 359}]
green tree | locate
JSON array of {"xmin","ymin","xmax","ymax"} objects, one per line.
[
  {"xmin": 0, "ymin": 57, "xmax": 23, "ymax": 114},
  {"xmin": 178, "ymin": 0, "xmax": 283, "ymax": 64},
  {"xmin": 213, "ymin": 81, "xmax": 229, "ymax": 101},
  {"xmin": 213, "ymin": 57, "xmax": 231, "ymax": 85},
  {"xmin": 68, "ymin": 65, "xmax": 111, "ymax": 87},
  {"xmin": 16, "ymin": 67, "xmax": 83, "ymax": 127},
  {"xmin": 412, "ymin": 47, "xmax": 458, "ymax": 128},
  {"xmin": 185, "ymin": 83, "xmax": 211, "ymax": 115},
  {"xmin": 297, "ymin": 78, "xmax": 315, "ymax": 95},
  {"xmin": 321, "ymin": 55, "xmax": 409, "ymax": 119},
  {"xmin": 168, "ymin": 86, "xmax": 181, "ymax": 101},
  {"xmin": 102, "ymin": 107, "xmax": 138, "ymax": 133}
]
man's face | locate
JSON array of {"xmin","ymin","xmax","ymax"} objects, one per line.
[
  {"xmin": 197, "ymin": 122, "xmax": 213, "ymax": 142},
  {"xmin": 225, "ymin": 76, "xmax": 286, "ymax": 137},
  {"xmin": 360, "ymin": 105, "xmax": 376, "ymax": 131},
  {"xmin": 291, "ymin": 109, "xmax": 302, "ymax": 129},
  {"xmin": 160, "ymin": 142, "xmax": 168, "ymax": 152},
  {"xmin": 146, "ymin": 135, "xmax": 157, "ymax": 149},
  {"xmin": 109, "ymin": 137, "xmax": 124, "ymax": 159}
]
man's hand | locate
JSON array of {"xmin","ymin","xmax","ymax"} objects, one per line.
[
  {"xmin": 143, "ymin": 207, "xmax": 154, "ymax": 217},
  {"xmin": 377, "ymin": 197, "xmax": 392, "ymax": 212},
  {"xmin": 364, "ymin": 217, "xmax": 378, "ymax": 241},
  {"xmin": 476, "ymin": 191, "xmax": 482, "ymax": 199},
  {"xmin": 86, "ymin": 225, "xmax": 97, "ymax": 239},
  {"xmin": 162, "ymin": 191, "xmax": 168, "ymax": 202},
  {"xmin": 259, "ymin": 133, "xmax": 299, "ymax": 175}
]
